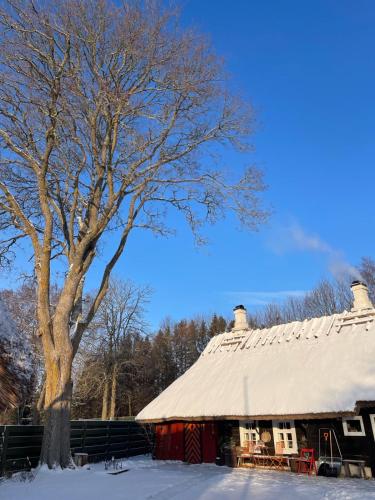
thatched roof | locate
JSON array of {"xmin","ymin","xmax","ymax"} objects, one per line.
[{"xmin": 136, "ymin": 307, "xmax": 375, "ymax": 423}]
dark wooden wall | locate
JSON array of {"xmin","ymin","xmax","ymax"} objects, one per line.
[
  {"xmin": 296, "ymin": 408, "xmax": 375, "ymax": 473},
  {"xmin": 0, "ymin": 420, "xmax": 153, "ymax": 476},
  {"xmin": 222, "ymin": 409, "xmax": 375, "ymax": 473}
]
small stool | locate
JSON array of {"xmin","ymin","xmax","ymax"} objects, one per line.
[{"xmin": 74, "ymin": 453, "xmax": 89, "ymax": 467}]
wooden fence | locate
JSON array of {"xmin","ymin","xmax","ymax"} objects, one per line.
[{"xmin": 0, "ymin": 420, "xmax": 153, "ymax": 476}]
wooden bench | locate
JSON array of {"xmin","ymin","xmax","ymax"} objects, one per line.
[{"xmin": 343, "ymin": 459, "xmax": 366, "ymax": 478}]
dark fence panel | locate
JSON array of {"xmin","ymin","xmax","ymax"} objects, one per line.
[{"xmin": 0, "ymin": 420, "xmax": 154, "ymax": 476}]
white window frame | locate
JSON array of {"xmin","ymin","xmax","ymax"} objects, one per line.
[
  {"xmin": 239, "ymin": 420, "xmax": 260, "ymax": 447},
  {"xmin": 342, "ymin": 416, "xmax": 366, "ymax": 437},
  {"xmin": 370, "ymin": 415, "xmax": 375, "ymax": 439},
  {"xmin": 272, "ymin": 420, "xmax": 298, "ymax": 454}
]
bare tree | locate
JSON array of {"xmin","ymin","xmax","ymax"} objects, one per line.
[
  {"xmin": 257, "ymin": 303, "xmax": 283, "ymax": 327},
  {"xmin": 282, "ymin": 296, "xmax": 305, "ymax": 323},
  {"xmin": 302, "ymin": 279, "xmax": 339, "ymax": 318},
  {"xmin": 89, "ymin": 279, "xmax": 150, "ymax": 420},
  {"xmin": 358, "ymin": 257, "xmax": 375, "ymax": 303},
  {"xmin": 255, "ymin": 278, "xmax": 356, "ymax": 328},
  {"xmin": 71, "ymin": 351, "xmax": 105, "ymax": 418},
  {"xmin": 333, "ymin": 278, "xmax": 352, "ymax": 312},
  {"xmin": 0, "ymin": 283, "xmax": 39, "ymax": 423},
  {"xmin": 0, "ymin": 0, "xmax": 267, "ymax": 467},
  {"xmin": 0, "ymin": 281, "xmax": 62, "ymax": 422}
]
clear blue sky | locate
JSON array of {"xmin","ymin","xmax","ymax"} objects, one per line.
[
  {"xmin": 123, "ymin": 0, "xmax": 375, "ymax": 328},
  {"xmin": 2, "ymin": 0, "xmax": 375, "ymax": 329}
]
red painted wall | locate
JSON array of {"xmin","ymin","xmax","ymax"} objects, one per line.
[
  {"xmin": 155, "ymin": 422, "xmax": 217, "ymax": 464},
  {"xmin": 170, "ymin": 422, "xmax": 185, "ymax": 461},
  {"xmin": 155, "ymin": 424, "xmax": 170, "ymax": 460},
  {"xmin": 155, "ymin": 423, "xmax": 184, "ymax": 460}
]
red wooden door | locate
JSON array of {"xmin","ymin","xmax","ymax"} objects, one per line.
[
  {"xmin": 184, "ymin": 423, "xmax": 202, "ymax": 464},
  {"xmin": 170, "ymin": 422, "xmax": 185, "ymax": 461},
  {"xmin": 202, "ymin": 422, "xmax": 217, "ymax": 463}
]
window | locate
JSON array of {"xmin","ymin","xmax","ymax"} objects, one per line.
[
  {"xmin": 370, "ymin": 415, "xmax": 375, "ymax": 439},
  {"xmin": 239, "ymin": 421, "xmax": 259, "ymax": 447},
  {"xmin": 272, "ymin": 420, "xmax": 298, "ymax": 454},
  {"xmin": 342, "ymin": 416, "xmax": 365, "ymax": 437}
]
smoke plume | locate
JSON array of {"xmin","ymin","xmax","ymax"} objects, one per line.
[{"xmin": 273, "ymin": 223, "xmax": 362, "ymax": 281}]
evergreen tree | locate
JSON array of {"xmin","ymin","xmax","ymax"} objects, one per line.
[{"xmin": 208, "ymin": 314, "xmax": 227, "ymax": 337}]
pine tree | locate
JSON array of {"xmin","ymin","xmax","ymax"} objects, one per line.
[{"xmin": 208, "ymin": 314, "xmax": 227, "ymax": 337}]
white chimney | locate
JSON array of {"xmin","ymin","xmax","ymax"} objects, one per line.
[
  {"xmin": 351, "ymin": 281, "xmax": 373, "ymax": 311},
  {"xmin": 233, "ymin": 305, "xmax": 249, "ymax": 331}
]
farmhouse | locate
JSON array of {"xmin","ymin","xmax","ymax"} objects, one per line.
[{"xmin": 136, "ymin": 281, "xmax": 375, "ymax": 474}]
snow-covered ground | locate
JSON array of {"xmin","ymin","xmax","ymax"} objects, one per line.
[{"xmin": 2, "ymin": 456, "xmax": 375, "ymax": 500}]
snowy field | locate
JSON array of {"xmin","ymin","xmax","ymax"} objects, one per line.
[{"xmin": 2, "ymin": 456, "xmax": 375, "ymax": 500}]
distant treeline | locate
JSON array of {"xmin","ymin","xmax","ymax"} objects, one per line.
[
  {"xmin": 252, "ymin": 257, "xmax": 375, "ymax": 327},
  {"xmin": 73, "ymin": 309, "xmax": 229, "ymax": 419}
]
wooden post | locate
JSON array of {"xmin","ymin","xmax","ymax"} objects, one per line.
[
  {"xmin": 1, "ymin": 427, "xmax": 9, "ymax": 476},
  {"xmin": 82, "ymin": 421, "xmax": 87, "ymax": 454},
  {"xmin": 106, "ymin": 421, "xmax": 110, "ymax": 458}
]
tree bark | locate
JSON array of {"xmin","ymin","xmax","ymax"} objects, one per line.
[
  {"xmin": 128, "ymin": 394, "xmax": 132, "ymax": 417},
  {"xmin": 101, "ymin": 379, "xmax": 109, "ymax": 420},
  {"xmin": 40, "ymin": 324, "xmax": 74, "ymax": 468},
  {"xmin": 32, "ymin": 379, "xmax": 46, "ymax": 424},
  {"xmin": 109, "ymin": 364, "xmax": 118, "ymax": 420}
]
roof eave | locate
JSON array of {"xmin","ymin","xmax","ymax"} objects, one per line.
[{"xmin": 136, "ymin": 410, "xmax": 360, "ymax": 424}]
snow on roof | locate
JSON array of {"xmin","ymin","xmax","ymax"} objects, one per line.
[{"xmin": 136, "ymin": 309, "xmax": 375, "ymax": 422}]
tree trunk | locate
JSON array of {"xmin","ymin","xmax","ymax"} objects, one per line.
[
  {"xmin": 128, "ymin": 394, "xmax": 132, "ymax": 417},
  {"xmin": 101, "ymin": 378, "xmax": 109, "ymax": 420},
  {"xmin": 40, "ymin": 332, "xmax": 73, "ymax": 468},
  {"xmin": 32, "ymin": 381, "xmax": 46, "ymax": 425},
  {"xmin": 109, "ymin": 364, "xmax": 118, "ymax": 420}
]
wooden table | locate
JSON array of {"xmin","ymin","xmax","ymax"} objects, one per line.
[{"xmin": 252, "ymin": 445, "xmax": 289, "ymax": 470}]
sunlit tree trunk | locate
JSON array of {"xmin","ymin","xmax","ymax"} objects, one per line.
[
  {"xmin": 40, "ymin": 323, "xmax": 73, "ymax": 468},
  {"xmin": 109, "ymin": 364, "xmax": 118, "ymax": 420},
  {"xmin": 38, "ymin": 270, "xmax": 80, "ymax": 468},
  {"xmin": 101, "ymin": 379, "xmax": 109, "ymax": 420}
]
